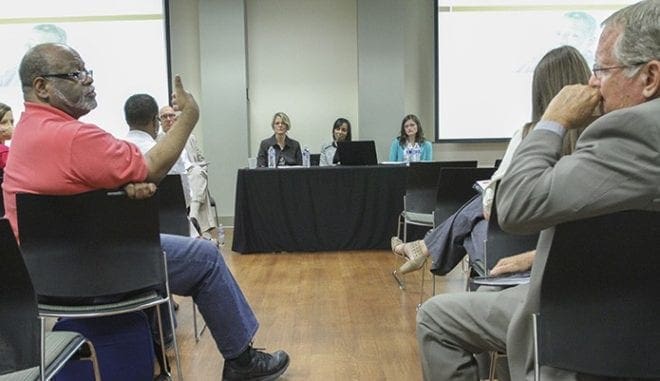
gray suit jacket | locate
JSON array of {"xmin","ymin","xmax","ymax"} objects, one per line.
[{"xmin": 496, "ymin": 97, "xmax": 660, "ymax": 380}]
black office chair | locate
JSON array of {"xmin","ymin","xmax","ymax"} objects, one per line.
[
  {"xmin": 157, "ymin": 174, "xmax": 207, "ymax": 342},
  {"xmin": 533, "ymin": 210, "xmax": 660, "ymax": 380},
  {"xmin": 16, "ymin": 190, "xmax": 183, "ymax": 380},
  {"xmin": 393, "ymin": 161, "xmax": 477, "ymax": 289},
  {"xmin": 417, "ymin": 166, "xmax": 497, "ymax": 305},
  {"xmin": 0, "ymin": 218, "xmax": 101, "ymax": 381},
  {"xmin": 469, "ymin": 189, "xmax": 539, "ymax": 283}
]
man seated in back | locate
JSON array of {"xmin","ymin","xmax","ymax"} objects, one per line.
[
  {"xmin": 2, "ymin": 42, "xmax": 290, "ymax": 381},
  {"xmin": 159, "ymin": 104, "xmax": 223, "ymax": 246}
]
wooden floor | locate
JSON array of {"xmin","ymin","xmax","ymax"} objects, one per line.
[{"xmin": 168, "ymin": 229, "xmax": 467, "ymax": 380}]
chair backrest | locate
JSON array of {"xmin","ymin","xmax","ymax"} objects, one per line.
[
  {"xmin": 538, "ymin": 210, "xmax": 660, "ymax": 378},
  {"xmin": 477, "ymin": 191, "xmax": 539, "ymax": 276},
  {"xmin": 0, "ymin": 218, "xmax": 40, "ymax": 374},
  {"xmin": 16, "ymin": 190, "xmax": 165, "ymax": 300},
  {"xmin": 310, "ymin": 153, "xmax": 320, "ymax": 166},
  {"xmin": 434, "ymin": 167, "xmax": 495, "ymax": 224},
  {"xmin": 405, "ymin": 161, "xmax": 478, "ymax": 214},
  {"xmin": 157, "ymin": 174, "xmax": 190, "ymax": 236}
]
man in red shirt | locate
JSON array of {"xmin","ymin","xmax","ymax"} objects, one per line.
[{"xmin": 3, "ymin": 43, "xmax": 289, "ymax": 381}]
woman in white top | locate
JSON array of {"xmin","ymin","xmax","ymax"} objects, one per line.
[
  {"xmin": 392, "ymin": 45, "xmax": 592, "ymax": 275},
  {"xmin": 319, "ymin": 118, "xmax": 352, "ymax": 166}
]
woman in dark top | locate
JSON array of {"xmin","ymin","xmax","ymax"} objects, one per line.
[{"xmin": 256, "ymin": 112, "xmax": 302, "ymax": 167}]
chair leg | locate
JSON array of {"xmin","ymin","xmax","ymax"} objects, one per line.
[
  {"xmin": 40, "ymin": 317, "xmax": 46, "ymax": 381},
  {"xmin": 161, "ymin": 252, "xmax": 184, "ymax": 380},
  {"xmin": 155, "ymin": 306, "xmax": 172, "ymax": 379},
  {"xmin": 533, "ymin": 314, "xmax": 540, "ymax": 381},
  {"xmin": 83, "ymin": 340, "xmax": 102, "ymax": 381},
  {"xmin": 167, "ymin": 299, "xmax": 184, "ymax": 380},
  {"xmin": 192, "ymin": 303, "xmax": 207, "ymax": 343},
  {"xmin": 418, "ymin": 260, "xmax": 427, "ymax": 308},
  {"xmin": 488, "ymin": 351, "xmax": 500, "ymax": 381}
]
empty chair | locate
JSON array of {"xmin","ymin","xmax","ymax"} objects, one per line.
[
  {"xmin": 16, "ymin": 190, "xmax": 183, "ymax": 380},
  {"xmin": 533, "ymin": 210, "xmax": 660, "ymax": 380},
  {"xmin": 0, "ymin": 218, "xmax": 101, "ymax": 381}
]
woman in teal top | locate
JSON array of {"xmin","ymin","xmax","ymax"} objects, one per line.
[{"xmin": 388, "ymin": 114, "xmax": 433, "ymax": 162}]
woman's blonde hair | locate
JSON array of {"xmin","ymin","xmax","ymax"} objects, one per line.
[{"xmin": 271, "ymin": 112, "xmax": 291, "ymax": 131}]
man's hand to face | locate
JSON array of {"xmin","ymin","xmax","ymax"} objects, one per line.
[{"xmin": 541, "ymin": 84, "xmax": 601, "ymax": 130}]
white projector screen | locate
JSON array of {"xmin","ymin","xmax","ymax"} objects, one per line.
[
  {"xmin": 435, "ymin": 0, "xmax": 636, "ymax": 142},
  {"xmin": 0, "ymin": 0, "xmax": 170, "ymax": 139}
]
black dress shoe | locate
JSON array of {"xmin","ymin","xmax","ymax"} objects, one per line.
[{"xmin": 222, "ymin": 347, "xmax": 290, "ymax": 381}]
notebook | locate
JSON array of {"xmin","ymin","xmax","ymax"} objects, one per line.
[{"xmin": 336, "ymin": 140, "xmax": 378, "ymax": 166}]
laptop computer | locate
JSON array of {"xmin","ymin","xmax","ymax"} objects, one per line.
[{"xmin": 336, "ymin": 140, "xmax": 378, "ymax": 166}]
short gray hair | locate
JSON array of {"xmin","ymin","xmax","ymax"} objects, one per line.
[{"xmin": 603, "ymin": 0, "xmax": 660, "ymax": 76}]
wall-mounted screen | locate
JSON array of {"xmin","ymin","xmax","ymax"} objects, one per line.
[
  {"xmin": 435, "ymin": 0, "xmax": 636, "ymax": 142},
  {"xmin": 0, "ymin": 0, "xmax": 169, "ymax": 139}
]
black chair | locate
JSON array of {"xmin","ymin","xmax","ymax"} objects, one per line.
[
  {"xmin": 533, "ymin": 210, "xmax": 660, "ymax": 380},
  {"xmin": 469, "ymin": 190, "xmax": 539, "ymax": 281},
  {"xmin": 0, "ymin": 168, "xmax": 4, "ymax": 216},
  {"xmin": 417, "ymin": 167, "xmax": 497, "ymax": 305},
  {"xmin": 433, "ymin": 167, "xmax": 496, "ymax": 227},
  {"xmin": 0, "ymin": 218, "xmax": 101, "ymax": 381},
  {"xmin": 157, "ymin": 174, "xmax": 207, "ymax": 342},
  {"xmin": 396, "ymin": 161, "xmax": 478, "ymax": 241},
  {"xmin": 393, "ymin": 161, "xmax": 477, "ymax": 289},
  {"xmin": 310, "ymin": 153, "xmax": 321, "ymax": 166},
  {"xmin": 16, "ymin": 190, "xmax": 183, "ymax": 380}
]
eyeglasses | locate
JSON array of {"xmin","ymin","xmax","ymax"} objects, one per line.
[
  {"xmin": 592, "ymin": 62, "xmax": 647, "ymax": 79},
  {"xmin": 158, "ymin": 113, "xmax": 176, "ymax": 121},
  {"xmin": 41, "ymin": 69, "xmax": 93, "ymax": 83}
]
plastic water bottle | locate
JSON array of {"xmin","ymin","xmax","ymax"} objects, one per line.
[
  {"xmin": 412, "ymin": 143, "xmax": 421, "ymax": 162},
  {"xmin": 267, "ymin": 146, "xmax": 276, "ymax": 168},
  {"xmin": 302, "ymin": 146, "xmax": 311, "ymax": 167}
]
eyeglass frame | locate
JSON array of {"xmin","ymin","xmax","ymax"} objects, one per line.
[
  {"xmin": 592, "ymin": 61, "xmax": 648, "ymax": 79},
  {"xmin": 41, "ymin": 69, "xmax": 93, "ymax": 83},
  {"xmin": 158, "ymin": 113, "xmax": 177, "ymax": 121}
]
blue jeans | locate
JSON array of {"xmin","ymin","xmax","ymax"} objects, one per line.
[{"xmin": 159, "ymin": 234, "xmax": 259, "ymax": 359}]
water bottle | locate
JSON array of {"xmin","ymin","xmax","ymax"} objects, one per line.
[
  {"xmin": 412, "ymin": 143, "xmax": 421, "ymax": 162},
  {"xmin": 302, "ymin": 146, "xmax": 311, "ymax": 167},
  {"xmin": 267, "ymin": 146, "xmax": 276, "ymax": 168}
]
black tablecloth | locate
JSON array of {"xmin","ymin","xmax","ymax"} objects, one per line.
[{"xmin": 232, "ymin": 165, "xmax": 407, "ymax": 253}]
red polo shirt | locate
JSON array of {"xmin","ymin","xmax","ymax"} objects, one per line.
[{"xmin": 2, "ymin": 102, "xmax": 148, "ymax": 238}]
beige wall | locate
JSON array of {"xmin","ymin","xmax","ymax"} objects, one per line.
[
  {"xmin": 168, "ymin": 0, "xmax": 507, "ymax": 222},
  {"xmin": 246, "ymin": 0, "xmax": 358, "ymax": 154}
]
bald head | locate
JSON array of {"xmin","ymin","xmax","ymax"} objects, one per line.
[{"xmin": 18, "ymin": 43, "xmax": 97, "ymax": 119}]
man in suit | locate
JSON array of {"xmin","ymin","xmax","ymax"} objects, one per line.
[{"xmin": 416, "ymin": 1, "xmax": 660, "ymax": 379}]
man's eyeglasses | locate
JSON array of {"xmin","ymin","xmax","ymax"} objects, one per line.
[
  {"xmin": 592, "ymin": 62, "xmax": 647, "ymax": 79},
  {"xmin": 158, "ymin": 113, "xmax": 177, "ymax": 121},
  {"xmin": 41, "ymin": 69, "xmax": 93, "ymax": 83}
]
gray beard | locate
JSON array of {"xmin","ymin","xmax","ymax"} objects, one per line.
[{"xmin": 51, "ymin": 87, "xmax": 97, "ymax": 115}]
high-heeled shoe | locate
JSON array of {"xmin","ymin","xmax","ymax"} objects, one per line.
[
  {"xmin": 391, "ymin": 236, "xmax": 405, "ymax": 257},
  {"xmin": 397, "ymin": 240, "xmax": 428, "ymax": 274}
]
